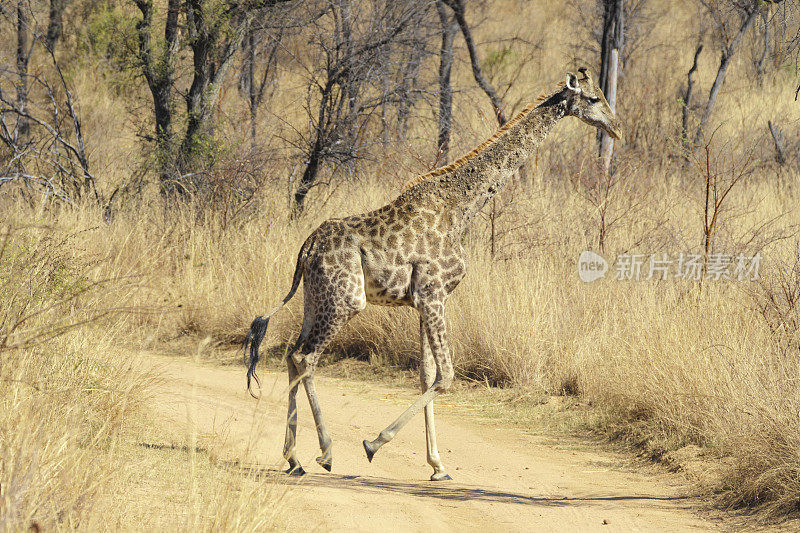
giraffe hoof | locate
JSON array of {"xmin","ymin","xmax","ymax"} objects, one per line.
[
  {"xmin": 363, "ymin": 440, "xmax": 376, "ymax": 463},
  {"xmin": 430, "ymin": 473, "xmax": 452, "ymax": 481},
  {"xmin": 316, "ymin": 456, "xmax": 332, "ymax": 472},
  {"xmin": 285, "ymin": 465, "xmax": 306, "ymax": 476}
]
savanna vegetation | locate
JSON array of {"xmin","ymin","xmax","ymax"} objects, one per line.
[{"xmin": 2, "ymin": 0, "xmax": 800, "ymax": 528}]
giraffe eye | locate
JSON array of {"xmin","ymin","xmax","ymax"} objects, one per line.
[{"xmin": 587, "ymin": 96, "xmax": 600, "ymax": 104}]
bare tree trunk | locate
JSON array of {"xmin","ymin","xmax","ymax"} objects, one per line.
[
  {"xmin": 755, "ymin": 9, "xmax": 769, "ymax": 83},
  {"xmin": 598, "ymin": 0, "xmax": 623, "ymax": 171},
  {"xmin": 443, "ymin": 0, "xmax": 506, "ymax": 126},
  {"xmin": 133, "ymin": 0, "xmax": 293, "ymax": 196},
  {"xmin": 395, "ymin": 65, "xmax": 421, "ymax": 140},
  {"xmin": 294, "ymin": 145, "xmax": 322, "ymax": 215},
  {"xmin": 395, "ymin": 26, "xmax": 424, "ymax": 141},
  {"xmin": 134, "ymin": 0, "xmax": 180, "ymax": 192},
  {"xmin": 436, "ymin": 0, "xmax": 458, "ymax": 163},
  {"xmin": 240, "ymin": 28, "xmax": 282, "ymax": 149},
  {"xmin": 45, "ymin": 0, "xmax": 69, "ymax": 52},
  {"xmin": 693, "ymin": 4, "xmax": 761, "ymax": 146},
  {"xmin": 181, "ymin": 0, "xmax": 248, "ymax": 178},
  {"xmin": 681, "ymin": 43, "xmax": 703, "ymax": 145},
  {"xmin": 597, "ymin": 0, "xmax": 613, "ymax": 103},
  {"xmin": 293, "ymin": 84, "xmax": 331, "ymax": 215},
  {"xmin": 768, "ymin": 120, "xmax": 786, "ymax": 166},
  {"xmin": 47, "ymin": 45, "xmax": 97, "ymax": 200},
  {"xmin": 182, "ymin": 0, "xmax": 218, "ymax": 172},
  {"xmin": 245, "ymin": 32, "xmax": 258, "ymax": 147},
  {"xmin": 339, "ymin": 0, "xmax": 361, "ymax": 137},
  {"xmin": 16, "ymin": 0, "xmax": 31, "ymax": 142},
  {"xmin": 599, "ymin": 47, "xmax": 619, "ymax": 169}
]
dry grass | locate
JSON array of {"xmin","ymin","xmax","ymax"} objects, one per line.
[
  {"xmin": 0, "ymin": 220, "xmax": 148, "ymax": 529},
  {"xmin": 39, "ymin": 166, "xmax": 797, "ymax": 518},
  {"xmin": 3, "ymin": 0, "xmax": 800, "ymax": 524},
  {"xmin": 0, "ymin": 216, "xmax": 285, "ymax": 531},
  {"xmin": 0, "ymin": 332, "xmax": 149, "ymax": 530}
]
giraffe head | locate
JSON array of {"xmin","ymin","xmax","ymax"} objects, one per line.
[{"xmin": 562, "ymin": 67, "xmax": 623, "ymax": 142}]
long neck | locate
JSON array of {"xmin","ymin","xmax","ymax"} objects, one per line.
[{"xmin": 441, "ymin": 101, "xmax": 567, "ymax": 219}]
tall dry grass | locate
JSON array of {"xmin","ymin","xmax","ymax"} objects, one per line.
[
  {"xmin": 0, "ymin": 220, "xmax": 149, "ymax": 529},
  {"xmin": 0, "ymin": 213, "xmax": 286, "ymax": 530},
  {"xmin": 3, "ymin": 0, "xmax": 800, "ymax": 522},
  {"xmin": 54, "ymin": 163, "xmax": 798, "ymax": 516}
]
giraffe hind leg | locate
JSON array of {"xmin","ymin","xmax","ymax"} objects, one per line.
[
  {"xmin": 283, "ymin": 355, "xmax": 305, "ymax": 475},
  {"xmin": 294, "ymin": 279, "xmax": 365, "ymax": 473},
  {"xmin": 304, "ymin": 373, "xmax": 333, "ymax": 471}
]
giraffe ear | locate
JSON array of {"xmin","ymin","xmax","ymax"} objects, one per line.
[
  {"xmin": 578, "ymin": 67, "xmax": 595, "ymax": 88},
  {"xmin": 565, "ymin": 72, "xmax": 581, "ymax": 94}
]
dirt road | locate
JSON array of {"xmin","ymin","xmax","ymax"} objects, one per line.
[{"xmin": 145, "ymin": 353, "xmax": 717, "ymax": 532}]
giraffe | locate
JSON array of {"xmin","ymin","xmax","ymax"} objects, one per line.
[{"xmin": 243, "ymin": 67, "xmax": 622, "ymax": 481}]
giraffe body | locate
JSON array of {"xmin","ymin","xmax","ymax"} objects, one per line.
[{"xmin": 243, "ymin": 68, "xmax": 622, "ymax": 480}]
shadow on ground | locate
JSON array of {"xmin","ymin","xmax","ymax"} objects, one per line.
[{"xmin": 219, "ymin": 461, "xmax": 694, "ymax": 510}]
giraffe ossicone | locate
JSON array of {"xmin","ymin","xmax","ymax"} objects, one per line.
[{"xmin": 243, "ymin": 68, "xmax": 622, "ymax": 481}]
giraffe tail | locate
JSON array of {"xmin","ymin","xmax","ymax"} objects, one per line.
[{"xmin": 244, "ymin": 235, "xmax": 313, "ymax": 398}]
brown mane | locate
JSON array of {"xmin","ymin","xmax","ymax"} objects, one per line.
[
  {"xmin": 401, "ymin": 103, "xmax": 536, "ymax": 191},
  {"xmin": 401, "ymin": 83, "xmax": 564, "ymax": 192}
]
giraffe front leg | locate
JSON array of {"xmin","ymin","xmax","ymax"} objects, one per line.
[
  {"xmin": 284, "ymin": 358, "xmax": 305, "ymax": 476},
  {"xmin": 420, "ymin": 318, "xmax": 451, "ymax": 481},
  {"xmin": 362, "ymin": 386, "xmax": 440, "ymax": 462},
  {"xmin": 363, "ymin": 292, "xmax": 453, "ymax": 471},
  {"xmin": 424, "ymin": 402, "xmax": 450, "ymax": 481}
]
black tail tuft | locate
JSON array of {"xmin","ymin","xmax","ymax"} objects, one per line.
[{"xmin": 244, "ymin": 315, "xmax": 270, "ymax": 398}]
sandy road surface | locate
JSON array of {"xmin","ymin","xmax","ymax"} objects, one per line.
[{"xmin": 145, "ymin": 353, "xmax": 717, "ymax": 532}]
